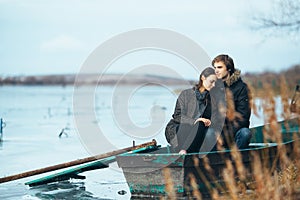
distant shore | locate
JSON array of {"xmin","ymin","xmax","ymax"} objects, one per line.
[
  {"xmin": 0, "ymin": 73, "xmax": 195, "ymax": 86},
  {"xmin": 0, "ymin": 65, "xmax": 299, "ymax": 96}
]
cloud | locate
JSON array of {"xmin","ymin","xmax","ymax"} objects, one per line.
[{"xmin": 40, "ymin": 35, "xmax": 84, "ymax": 52}]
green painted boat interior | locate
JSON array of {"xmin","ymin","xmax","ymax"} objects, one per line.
[{"xmin": 250, "ymin": 117, "xmax": 299, "ymax": 143}]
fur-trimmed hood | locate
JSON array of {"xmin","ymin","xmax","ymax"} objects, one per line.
[{"xmin": 225, "ymin": 69, "xmax": 241, "ymax": 87}]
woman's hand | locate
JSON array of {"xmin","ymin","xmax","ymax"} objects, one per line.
[
  {"xmin": 179, "ymin": 150, "xmax": 187, "ymax": 155},
  {"xmin": 194, "ymin": 118, "xmax": 211, "ymax": 127}
]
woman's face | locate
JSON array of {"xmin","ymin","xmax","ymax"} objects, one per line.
[{"xmin": 202, "ymin": 74, "xmax": 217, "ymax": 91}]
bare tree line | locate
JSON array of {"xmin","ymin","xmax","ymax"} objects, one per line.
[
  {"xmin": 243, "ymin": 64, "xmax": 300, "ymax": 97},
  {"xmin": 252, "ymin": 0, "xmax": 300, "ymax": 36}
]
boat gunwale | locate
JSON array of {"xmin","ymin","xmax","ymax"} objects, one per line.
[{"xmin": 117, "ymin": 139, "xmax": 297, "ymax": 158}]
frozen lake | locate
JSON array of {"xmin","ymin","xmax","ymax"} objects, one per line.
[
  {"xmin": 0, "ymin": 85, "xmax": 180, "ymax": 199},
  {"xmin": 0, "ymin": 85, "xmax": 283, "ymax": 199}
]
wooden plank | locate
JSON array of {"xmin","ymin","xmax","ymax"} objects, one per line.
[
  {"xmin": 25, "ymin": 158, "xmax": 111, "ymax": 187},
  {"xmin": 25, "ymin": 145, "xmax": 158, "ymax": 187},
  {"xmin": 0, "ymin": 139, "xmax": 157, "ymax": 184}
]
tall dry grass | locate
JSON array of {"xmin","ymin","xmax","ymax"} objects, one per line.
[
  {"xmin": 210, "ymin": 79, "xmax": 299, "ymax": 199},
  {"xmin": 211, "ymin": 79, "xmax": 299, "ymax": 199},
  {"xmin": 162, "ymin": 78, "xmax": 300, "ymax": 199}
]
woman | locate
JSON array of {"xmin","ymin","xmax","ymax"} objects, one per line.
[{"xmin": 165, "ymin": 67, "xmax": 217, "ymax": 154}]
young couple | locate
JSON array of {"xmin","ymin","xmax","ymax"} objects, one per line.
[{"xmin": 165, "ymin": 54, "xmax": 252, "ymax": 154}]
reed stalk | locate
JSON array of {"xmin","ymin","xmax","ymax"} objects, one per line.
[{"xmin": 163, "ymin": 77, "xmax": 299, "ymax": 199}]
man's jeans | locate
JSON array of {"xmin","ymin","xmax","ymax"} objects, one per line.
[{"xmin": 235, "ymin": 127, "xmax": 252, "ymax": 149}]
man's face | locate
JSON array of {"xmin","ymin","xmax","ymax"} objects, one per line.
[{"xmin": 213, "ymin": 61, "xmax": 229, "ymax": 80}]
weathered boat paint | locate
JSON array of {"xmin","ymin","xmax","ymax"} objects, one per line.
[{"xmin": 116, "ymin": 117, "xmax": 299, "ymax": 198}]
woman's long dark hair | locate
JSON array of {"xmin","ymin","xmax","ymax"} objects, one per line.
[{"xmin": 195, "ymin": 67, "xmax": 215, "ymax": 90}]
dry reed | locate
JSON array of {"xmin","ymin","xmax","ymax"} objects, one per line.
[
  {"xmin": 162, "ymin": 168, "xmax": 176, "ymax": 200},
  {"xmin": 161, "ymin": 78, "xmax": 299, "ymax": 199},
  {"xmin": 188, "ymin": 173, "xmax": 202, "ymax": 200},
  {"xmin": 213, "ymin": 78, "xmax": 298, "ymax": 199},
  {"xmin": 218, "ymin": 78, "xmax": 300, "ymax": 199},
  {"xmin": 223, "ymin": 160, "xmax": 238, "ymax": 200}
]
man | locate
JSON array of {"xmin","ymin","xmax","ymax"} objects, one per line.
[{"xmin": 212, "ymin": 54, "xmax": 252, "ymax": 149}]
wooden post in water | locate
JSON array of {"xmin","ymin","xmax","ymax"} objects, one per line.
[
  {"xmin": 0, "ymin": 139, "xmax": 157, "ymax": 184},
  {"xmin": 0, "ymin": 118, "xmax": 3, "ymax": 142}
]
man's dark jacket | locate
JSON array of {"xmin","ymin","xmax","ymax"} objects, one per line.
[{"xmin": 221, "ymin": 69, "xmax": 251, "ymax": 136}]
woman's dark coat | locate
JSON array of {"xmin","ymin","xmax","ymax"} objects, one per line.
[{"xmin": 165, "ymin": 87, "xmax": 220, "ymax": 150}]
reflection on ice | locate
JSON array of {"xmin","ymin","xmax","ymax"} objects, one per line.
[{"xmin": 30, "ymin": 181, "xmax": 100, "ymax": 200}]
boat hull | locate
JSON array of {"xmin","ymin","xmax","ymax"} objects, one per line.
[
  {"xmin": 117, "ymin": 141, "xmax": 296, "ymax": 198},
  {"xmin": 116, "ymin": 117, "xmax": 299, "ymax": 198}
]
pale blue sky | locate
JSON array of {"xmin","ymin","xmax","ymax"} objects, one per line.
[{"xmin": 1, "ymin": 0, "xmax": 299, "ymax": 79}]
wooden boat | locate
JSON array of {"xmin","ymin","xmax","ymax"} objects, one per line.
[
  {"xmin": 116, "ymin": 117, "xmax": 300, "ymax": 198},
  {"xmin": 19, "ymin": 117, "xmax": 299, "ymax": 198}
]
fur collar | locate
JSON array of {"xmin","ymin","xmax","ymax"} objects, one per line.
[{"xmin": 225, "ymin": 69, "xmax": 241, "ymax": 86}]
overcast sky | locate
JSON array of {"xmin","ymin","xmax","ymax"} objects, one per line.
[{"xmin": 1, "ymin": 0, "xmax": 299, "ymax": 79}]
